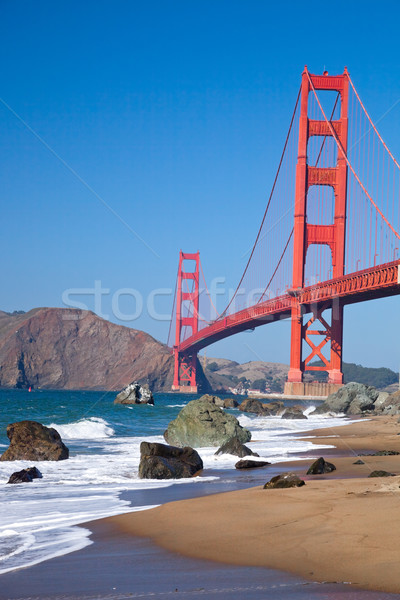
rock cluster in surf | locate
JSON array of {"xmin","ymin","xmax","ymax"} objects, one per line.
[{"xmin": 311, "ymin": 382, "xmax": 400, "ymax": 416}]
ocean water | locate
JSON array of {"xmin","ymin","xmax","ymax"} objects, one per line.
[{"xmin": 0, "ymin": 389, "xmax": 350, "ymax": 576}]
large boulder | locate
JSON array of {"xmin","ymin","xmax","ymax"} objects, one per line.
[
  {"xmin": 164, "ymin": 397, "xmax": 251, "ymax": 448},
  {"xmin": 0, "ymin": 421, "xmax": 69, "ymax": 461},
  {"xmin": 138, "ymin": 442, "xmax": 203, "ymax": 479},
  {"xmin": 306, "ymin": 457, "xmax": 336, "ymax": 475},
  {"xmin": 215, "ymin": 436, "xmax": 258, "ymax": 458},
  {"xmin": 239, "ymin": 398, "xmax": 269, "ymax": 415},
  {"xmin": 311, "ymin": 382, "xmax": 378, "ymax": 415},
  {"xmin": 114, "ymin": 382, "xmax": 154, "ymax": 405},
  {"xmin": 263, "ymin": 472, "xmax": 305, "ymax": 489}
]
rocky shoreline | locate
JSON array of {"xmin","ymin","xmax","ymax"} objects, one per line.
[{"xmin": 107, "ymin": 415, "xmax": 400, "ymax": 594}]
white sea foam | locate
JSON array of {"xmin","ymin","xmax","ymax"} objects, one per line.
[
  {"xmin": 0, "ymin": 429, "xmax": 217, "ymax": 574},
  {"xmin": 48, "ymin": 417, "xmax": 115, "ymax": 439},
  {"xmin": 0, "ymin": 409, "xmax": 353, "ymax": 576},
  {"xmin": 199, "ymin": 411, "xmax": 350, "ymax": 470}
]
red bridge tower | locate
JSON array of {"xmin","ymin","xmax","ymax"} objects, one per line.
[
  {"xmin": 172, "ymin": 251, "xmax": 199, "ymax": 392},
  {"xmin": 285, "ymin": 67, "xmax": 349, "ymax": 395}
]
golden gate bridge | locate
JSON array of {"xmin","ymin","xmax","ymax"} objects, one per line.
[{"xmin": 167, "ymin": 67, "xmax": 400, "ymax": 395}]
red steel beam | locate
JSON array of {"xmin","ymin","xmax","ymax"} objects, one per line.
[{"xmin": 178, "ymin": 260, "xmax": 400, "ymax": 354}]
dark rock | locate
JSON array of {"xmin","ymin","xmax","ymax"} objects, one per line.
[
  {"xmin": 114, "ymin": 382, "xmax": 154, "ymax": 405},
  {"xmin": 235, "ymin": 459, "xmax": 270, "ymax": 470},
  {"xmin": 223, "ymin": 398, "xmax": 239, "ymax": 409},
  {"xmin": 263, "ymin": 472, "xmax": 305, "ymax": 489},
  {"xmin": 353, "ymin": 459, "xmax": 365, "ymax": 465},
  {"xmin": 0, "ymin": 421, "xmax": 69, "ymax": 461},
  {"xmin": 164, "ymin": 397, "xmax": 251, "ymax": 448},
  {"xmin": 306, "ymin": 457, "xmax": 336, "ymax": 474},
  {"xmin": 281, "ymin": 405, "xmax": 307, "ymax": 420},
  {"xmin": 262, "ymin": 401, "xmax": 284, "ymax": 415},
  {"xmin": 8, "ymin": 470, "xmax": 32, "ymax": 483},
  {"xmin": 7, "ymin": 466, "xmax": 43, "ymax": 484},
  {"xmin": 138, "ymin": 442, "xmax": 203, "ymax": 479},
  {"xmin": 239, "ymin": 398, "xmax": 269, "ymax": 415},
  {"xmin": 311, "ymin": 382, "xmax": 378, "ymax": 415},
  {"xmin": 25, "ymin": 466, "xmax": 43, "ymax": 479},
  {"xmin": 215, "ymin": 437, "xmax": 259, "ymax": 458},
  {"xmin": 368, "ymin": 470, "xmax": 395, "ymax": 478}
]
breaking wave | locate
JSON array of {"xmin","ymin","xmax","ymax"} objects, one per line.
[{"xmin": 48, "ymin": 417, "xmax": 114, "ymax": 439}]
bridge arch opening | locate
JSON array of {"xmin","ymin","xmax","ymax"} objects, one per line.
[
  {"xmin": 307, "ymin": 89, "xmax": 341, "ymax": 121},
  {"xmin": 304, "ymin": 243, "xmax": 333, "ymax": 286},
  {"xmin": 307, "ymin": 135, "xmax": 338, "ymax": 169},
  {"xmin": 306, "ymin": 184, "xmax": 335, "ymax": 226}
]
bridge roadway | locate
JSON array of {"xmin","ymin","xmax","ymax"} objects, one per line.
[{"xmin": 178, "ymin": 259, "xmax": 400, "ymax": 354}]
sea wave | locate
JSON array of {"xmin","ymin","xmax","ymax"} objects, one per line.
[
  {"xmin": 48, "ymin": 417, "xmax": 114, "ymax": 439},
  {"xmin": 0, "ymin": 530, "xmax": 35, "ymax": 562}
]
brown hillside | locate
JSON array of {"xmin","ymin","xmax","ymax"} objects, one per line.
[{"xmin": 0, "ymin": 308, "xmax": 174, "ymax": 391}]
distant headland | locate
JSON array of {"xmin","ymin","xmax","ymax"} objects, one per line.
[{"xmin": 0, "ymin": 308, "xmax": 397, "ymax": 393}]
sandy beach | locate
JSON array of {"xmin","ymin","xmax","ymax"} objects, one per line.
[
  {"xmin": 2, "ymin": 415, "xmax": 400, "ymax": 599},
  {"xmin": 108, "ymin": 415, "xmax": 400, "ymax": 595}
]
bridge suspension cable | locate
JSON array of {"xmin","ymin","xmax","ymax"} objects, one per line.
[
  {"xmin": 348, "ymin": 74, "xmax": 400, "ymax": 172},
  {"xmin": 307, "ymin": 71, "xmax": 400, "ymax": 243},
  {"xmin": 218, "ymin": 87, "xmax": 301, "ymax": 318},
  {"xmin": 169, "ymin": 69, "xmax": 400, "ymax": 353}
]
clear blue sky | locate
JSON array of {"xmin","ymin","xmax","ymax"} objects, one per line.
[{"xmin": 1, "ymin": 0, "xmax": 399, "ymax": 371}]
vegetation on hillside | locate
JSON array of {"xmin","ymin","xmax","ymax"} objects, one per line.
[
  {"xmin": 204, "ymin": 356, "xmax": 398, "ymax": 392},
  {"xmin": 309, "ymin": 361, "xmax": 398, "ymax": 389}
]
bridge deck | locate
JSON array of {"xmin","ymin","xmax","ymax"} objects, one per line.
[{"xmin": 178, "ymin": 260, "xmax": 400, "ymax": 354}]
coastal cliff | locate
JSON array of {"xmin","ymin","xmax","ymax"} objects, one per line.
[{"xmin": 0, "ymin": 308, "xmax": 175, "ymax": 391}]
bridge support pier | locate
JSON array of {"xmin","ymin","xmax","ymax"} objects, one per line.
[
  {"xmin": 284, "ymin": 381, "xmax": 343, "ymax": 397},
  {"xmin": 172, "ymin": 350, "xmax": 198, "ymax": 393},
  {"xmin": 285, "ymin": 299, "xmax": 344, "ymax": 396}
]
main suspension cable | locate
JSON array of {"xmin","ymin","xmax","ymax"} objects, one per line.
[
  {"xmin": 307, "ymin": 72, "xmax": 400, "ymax": 241},
  {"xmin": 348, "ymin": 74, "xmax": 400, "ymax": 172},
  {"xmin": 219, "ymin": 86, "xmax": 301, "ymax": 318}
]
